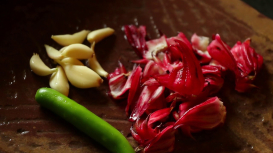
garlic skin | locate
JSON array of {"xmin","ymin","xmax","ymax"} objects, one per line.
[
  {"xmin": 88, "ymin": 43, "xmax": 109, "ymax": 77},
  {"xmin": 61, "ymin": 44, "xmax": 94, "ymax": 59},
  {"xmin": 49, "ymin": 66, "xmax": 69, "ymax": 96},
  {"xmin": 87, "ymin": 27, "xmax": 114, "ymax": 43},
  {"xmin": 51, "ymin": 30, "xmax": 90, "ymax": 46},
  {"xmin": 63, "ymin": 65, "xmax": 103, "ymax": 88},
  {"xmin": 44, "ymin": 44, "xmax": 63, "ymax": 60},
  {"xmin": 30, "ymin": 53, "xmax": 56, "ymax": 76}
]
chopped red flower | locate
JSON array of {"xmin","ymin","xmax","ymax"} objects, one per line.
[
  {"xmin": 124, "ymin": 25, "xmax": 147, "ymax": 58},
  {"xmin": 108, "ymin": 25, "xmax": 263, "ymax": 152},
  {"xmin": 191, "ymin": 33, "xmax": 212, "ymax": 64},
  {"xmin": 129, "ymin": 85, "xmax": 166, "ymax": 121},
  {"xmin": 156, "ymin": 33, "xmax": 205, "ymax": 97},
  {"xmin": 230, "ymin": 39, "xmax": 263, "ymax": 92},
  {"xmin": 202, "ymin": 65, "xmax": 225, "ymax": 96},
  {"xmin": 207, "ymin": 34, "xmax": 239, "ymax": 75},
  {"xmin": 174, "ymin": 97, "xmax": 226, "ymax": 138},
  {"xmin": 131, "ymin": 108, "xmax": 175, "ymax": 153}
]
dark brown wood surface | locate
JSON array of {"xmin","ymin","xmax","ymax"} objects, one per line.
[{"xmin": 0, "ymin": 0, "xmax": 273, "ymax": 152}]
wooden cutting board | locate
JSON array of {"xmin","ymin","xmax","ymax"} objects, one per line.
[{"xmin": 0, "ymin": 0, "xmax": 273, "ymax": 152}]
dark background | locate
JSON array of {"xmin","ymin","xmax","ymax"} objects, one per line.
[{"xmin": 243, "ymin": 0, "xmax": 273, "ymax": 19}]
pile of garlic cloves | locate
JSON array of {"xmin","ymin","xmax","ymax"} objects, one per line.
[{"xmin": 30, "ymin": 27, "xmax": 114, "ymax": 96}]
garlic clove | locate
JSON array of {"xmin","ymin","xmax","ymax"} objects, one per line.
[
  {"xmin": 51, "ymin": 30, "xmax": 90, "ymax": 46},
  {"xmin": 61, "ymin": 44, "xmax": 94, "ymax": 59},
  {"xmin": 59, "ymin": 46, "xmax": 67, "ymax": 53},
  {"xmin": 44, "ymin": 44, "xmax": 63, "ymax": 60},
  {"xmin": 30, "ymin": 53, "xmax": 56, "ymax": 76},
  {"xmin": 49, "ymin": 66, "xmax": 69, "ymax": 96},
  {"xmin": 87, "ymin": 27, "xmax": 114, "ymax": 43},
  {"xmin": 60, "ymin": 57, "xmax": 84, "ymax": 66},
  {"xmin": 88, "ymin": 43, "xmax": 108, "ymax": 77},
  {"xmin": 63, "ymin": 65, "xmax": 103, "ymax": 88}
]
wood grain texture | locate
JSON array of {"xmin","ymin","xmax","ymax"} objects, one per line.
[{"xmin": 0, "ymin": 0, "xmax": 272, "ymax": 152}]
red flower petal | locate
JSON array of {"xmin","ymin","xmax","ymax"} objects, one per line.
[
  {"xmin": 143, "ymin": 125, "xmax": 176, "ymax": 153},
  {"xmin": 207, "ymin": 34, "xmax": 239, "ymax": 76},
  {"xmin": 174, "ymin": 97, "xmax": 226, "ymax": 137},
  {"xmin": 124, "ymin": 25, "xmax": 147, "ymax": 58},
  {"xmin": 129, "ymin": 85, "xmax": 165, "ymax": 121},
  {"xmin": 126, "ymin": 66, "xmax": 142, "ymax": 115},
  {"xmin": 145, "ymin": 35, "xmax": 168, "ymax": 60},
  {"xmin": 142, "ymin": 60, "xmax": 166, "ymax": 83},
  {"xmin": 202, "ymin": 65, "xmax": 225, "ymax": 96},
  {"xmin": 148, "ymin": 107, "xmax": 172, "ymax": 126},
  {"xmin": 230, "ymin": 39, "xmax": 263, "ymax": 92},
  {"xmin": 108, "ymin": 63, "xmax": 142, "ymax": 101},
  {"xmin": 191, "ymin": 33, "xmax": 212, "ymax": 64},
  {"xmin": 156, "ymin": 33, "xmax": 204, "ymax": 97},
  {"xmin": 108, "ymin": 61, "xmax": 127, "ymax": 79}
]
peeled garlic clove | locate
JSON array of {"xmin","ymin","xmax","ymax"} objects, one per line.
[
  {"xmin": 44, "ymin": 44, "xmax": 63, "ymax": 60},
  {"xmin": 88, "ymin": 43, "xmax": 108, "ymax": 77},
  {"xmin": 30, "ymin": 53, "xmax": 56, "ymax": 76},
  {"xmin": 61, "ymin": 44, "xmax": 94, "ymax": 59},
  {"xmin": 88, "ymin": 55, "xmax": 108, "ymax": 78},
  {"xmin": 60, "ymin": 57, "xmax": 84, "ymax": 66},
  {"xmin": 87, "ymin": 27, "xmax": 114, "ymax": 43},
  {"xmin": 59, "ymin": 46, "xmax": 67, "ymax": 53},
  {"xmin": 63, "ymin": 65, "xmax": 103, "ymax": 88},
  {"xmin": 49, "ymin": 66, "xmax": 69, "ymax": 96},
  {"xmin": 51, "ymin": 30, "xmax": 90, "ymax": 46}
]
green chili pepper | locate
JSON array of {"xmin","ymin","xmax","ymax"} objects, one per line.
[{"xmin": 35, "ymin": 87, "xmax": 135, "ymax": 153}]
